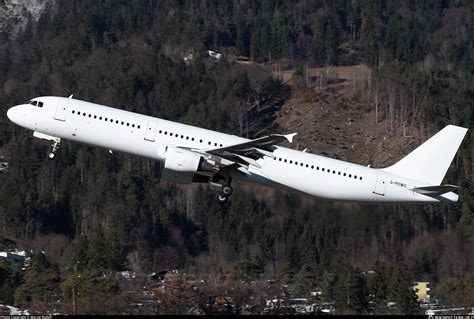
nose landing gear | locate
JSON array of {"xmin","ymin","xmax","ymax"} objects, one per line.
[
  {"xmin": 32, "ymin": 132, "xmax": 61, "ymax": 160},
  {"xmin": 48, "ymin": 138, "xmax": 61, "ymax": 160}
]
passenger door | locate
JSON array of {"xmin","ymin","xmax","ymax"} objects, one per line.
[{"xmin": 54, "ymin": 99, "xmax": 69, "ymax": 121}]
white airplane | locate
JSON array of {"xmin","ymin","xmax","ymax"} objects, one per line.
[{"xmin": 6, "ymin": 96, "xmax": 468, "ymax": 204}]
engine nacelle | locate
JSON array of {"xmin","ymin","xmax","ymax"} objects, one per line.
[{"xmin": 161, "ymin": 146, "xmax": 216, "ymax": 184}]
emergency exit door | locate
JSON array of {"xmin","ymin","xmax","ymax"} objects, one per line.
[{"xmin": 144, "ymin": 120, "xmax": 158, "ymax": 142}]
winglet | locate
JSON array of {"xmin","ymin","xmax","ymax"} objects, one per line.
[
  {"xmin": 68, "ymin": 94, "xmax": 74, "ymax": 99},
  {"xmin": 285, "ymin": 133, "xmax": 297, "ymax": 143}
]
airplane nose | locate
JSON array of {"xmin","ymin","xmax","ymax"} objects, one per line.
[
  {"xmin": 7, "ymin": 107, "xmax": 15, "ymax": 122},
  {"xmin": 7, "ymin": 106, "xmax": 20, "ymax": 123}
]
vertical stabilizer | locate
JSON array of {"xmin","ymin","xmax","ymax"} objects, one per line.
[{"xmin": 382, "ymin": 125, "xmax": 468, "ymax": 185}]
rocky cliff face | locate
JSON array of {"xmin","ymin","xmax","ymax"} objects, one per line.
[{"xmin": 0, "ymin": 0, "xmax": 49, "ymax": 36}]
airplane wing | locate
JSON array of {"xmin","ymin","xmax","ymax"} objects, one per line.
[
  {"xmin": 192, "ymin": 133, "xmax": 297, "ymax": 169},
  {"xmin": 412, "ymin": 184, "xmax": 459, "ymax": 195}
]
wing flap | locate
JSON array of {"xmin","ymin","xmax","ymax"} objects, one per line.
[{"xmin": 206, "ymin": 133, "xmax": 296, "ymax": 166}]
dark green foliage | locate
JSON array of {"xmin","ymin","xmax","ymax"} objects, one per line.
[
  {"xmin": 0, "ymin": 259, "xmax": 20, "ymax": 305},
  {"xmin": 387, "ymin": 262, "xmax": 420, "ymax": 314},
  {"xmin": 14, "ymin": 253, "xmax": 61, "ymax": 305},
  {"xmin": 60, "ymin": 268, "xmax": 119, "ymax": 303},
  {"xmin": 323, "ymin": 261, "xmax": 367, "ymax": 314},
  {"xmin": 366, "ymin": 260, "xmax": 389, "ymax": 314},
  {"xmin": 294, "ymin": 263, "xmax": 319, "ymax": 296},
  {"xmin": 434, "ymin": 275, "xmax": 474, "ymax": 307},
  {"xmin": 232, "ymin": 258, "xmax": 264, "ymax": 280}
]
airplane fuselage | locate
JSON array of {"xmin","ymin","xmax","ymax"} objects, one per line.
[{"xmin": 6, "ymin": 96, "xmax": 461, "ymax": 203}]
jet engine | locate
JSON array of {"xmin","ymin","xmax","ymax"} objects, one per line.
[{"xmin": 161, "ymin": 146, "xmax": 216, "ymax": 184}]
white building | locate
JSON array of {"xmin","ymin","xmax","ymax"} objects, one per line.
[{"xmin": 0, "ymin": 250, "xmax": 31, "ymax": 268}]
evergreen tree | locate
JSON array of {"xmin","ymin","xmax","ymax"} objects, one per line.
[
  {"xmin": 13, "ymin": 253, "xmax": 60, "ymax": 305},
  {"xmin": 387, "ymin": 263, "xmax": 419, "ymax": 315},
  {"xmin": 367, "ymin": 260, "xmax": 389, "ymax": 314},
  {"xmin": 294, "ymin": 263, "xmax": 318, "ymax": 296}
]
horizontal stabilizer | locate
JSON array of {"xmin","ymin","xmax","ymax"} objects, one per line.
[{"xmin": 412, "ymin": 184, "xmax": 459, "ymax": 195}]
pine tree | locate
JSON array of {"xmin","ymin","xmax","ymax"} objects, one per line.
[
  {"xmin": 367, "ymin": 260, "xmax": 389, "ymax": 314},
  {"xmin": 13, "ymin": 253, "xmax": 60, "ymax": 305},
  {"xmin": 0, "ymin": 259, "xmax": 15, "ymax": 305},
  {"xmin": 387, "ymin": 263, "xmax": 419, "ymax": 315},
  {"xmin": 294, "ymin": 263, "xmax": 318, "ymax": 296}
]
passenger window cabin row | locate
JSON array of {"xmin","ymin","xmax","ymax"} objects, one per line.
[
  {"xmin": 71, "ymin": 109, "xmax": 361, "ymax": 180},
  {"xmin": 273, "ymin": 156, "xmax": 363, "ymax": 180},
  {"xmin": 72, "ymin": 110, "xmax": 141, "ymax": 129},
  {"xmin": 71, "ymin": 109, "xmax": 225, "ymax": 148},
  {"xmin": 157, "ymin": 130, "xmax": 224, "ymax": 148}
]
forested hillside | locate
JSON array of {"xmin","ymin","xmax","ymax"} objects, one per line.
[{"xmin": 0, "ymin": 0, "xmax": 472, "ymax": 315}]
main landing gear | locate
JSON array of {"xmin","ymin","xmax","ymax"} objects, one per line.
[
  {"xmin": 216, "ymin": 183, "xmax": 233, "ymax": 204},
  {"xmin": 48, "ymin": 138, "xmax": 61, "ymax": 160},
  {"xmin": 215, "ymin": 176, "xmax": 233, "ymax": 204}
]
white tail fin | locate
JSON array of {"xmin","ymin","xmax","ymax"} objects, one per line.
[{"xmin": 382, "ymin": 125, "xmax": 468, "ymax": 185}]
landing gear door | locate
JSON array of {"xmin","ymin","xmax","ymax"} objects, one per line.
[
  {"xmin": 373, "ymin": 172, "xmax": 387, "ymax": 196},
  {"xmin": 54, "ymin": 100, "xmax": 69, "ymax": 121},
  {"xmin": 144, "ymin": 120, "xmax": 158, "ymax": 142}
]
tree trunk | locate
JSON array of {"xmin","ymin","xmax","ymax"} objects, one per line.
[{"xmin": 72, "ymin": 286, "xmax": 76, "ymax": 315}]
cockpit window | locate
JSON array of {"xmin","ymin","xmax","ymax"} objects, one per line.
[{"xmin": 26, "ymin": 100, "xmax": 43, "ymax": 107}]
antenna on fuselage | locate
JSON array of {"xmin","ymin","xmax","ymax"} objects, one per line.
[{"xmin": 68, "ymin": 94, "xmax": 73, "ymax": 99}]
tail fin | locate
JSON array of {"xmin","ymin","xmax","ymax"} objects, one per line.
[{"xmin": 382, "ymin": 125, "xmax": 468, "ymax": 185}]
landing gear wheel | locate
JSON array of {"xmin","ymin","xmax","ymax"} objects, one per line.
[
  {"xmin": 221, "ymin": 184, "xmax": 233, "ymax": 197},
  {"xmin": 48, "ymin": 138, "xmax": 61, "ymax": 160},
  {"xmin": 217, "ymin": 193, "xmax": 229, "ymax": 204}
]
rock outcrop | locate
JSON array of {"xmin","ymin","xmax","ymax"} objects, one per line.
[{"xmin": 0, "ymin": 0, "xmax": 49, "ymax": 37}]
